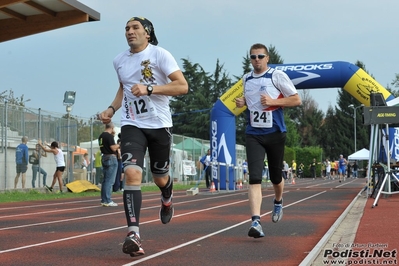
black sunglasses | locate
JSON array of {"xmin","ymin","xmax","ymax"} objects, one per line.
[{"xmin": 250, "ymin": 54, "xmax": 267, "ymax": 60}]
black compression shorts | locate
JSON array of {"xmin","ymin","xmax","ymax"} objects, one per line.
[{"xmin": 121, "ymin": 125, "xmax": 172, "ymax": 178}]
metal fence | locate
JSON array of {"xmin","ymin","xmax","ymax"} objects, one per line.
[
  {"xmin": 1, "ymin": 102, "xmax": 79, "ymax": 190},
  {"xmin": 1, "ymin": 103, "xmax": 247, "ymax": 190}
]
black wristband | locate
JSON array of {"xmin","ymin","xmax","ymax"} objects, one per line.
[{"xmin": 108, "ymin": 105, "xmax": 116, "ymax": 114}]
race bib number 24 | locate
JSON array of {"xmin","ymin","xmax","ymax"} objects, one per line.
[{"xmin": 250, "ymin": 110, "xmax": 273, "ymax": 128}]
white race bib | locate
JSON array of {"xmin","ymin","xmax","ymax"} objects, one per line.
[
  {"xmin": 126, "ymin": 96, "xmax": 158, "ymax": 120},
  {"xmin": 250, "ymin": 110, "xmax": 273, "ymax": 128}
]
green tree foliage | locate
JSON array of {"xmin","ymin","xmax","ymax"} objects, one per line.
[
  {"xmin": 77, "ymin": 119, "xmax": 104, "ymax": 144},
  {"xmin": 171, "ymin": 59, "xmax": 233, "ymax": 140},
  {"xmin": 320, "ymin": 106, "xmax": 338, "ymax": 160},
  {"xmin": 387, "ymin": 73, "xmax": 399, "ymax": 97},
  {"xmin": 294, "ymin": 146, "xmax": 323, "ymax": 177},
  {"xmin": 234, "ymin": 53, "xmax": 252, "ymax": 145},
  {"xmin": 294, "ymin": 90, "xmax": 324, "ymax": 146},
  {"xmin": 268, "ymin": 45, "xmax": 284, "ymax": 65},
  {"xmin": 321, "ymin": 61, "xmax": 370, "ymax": 159},
  {"xmin": 285, "ymin": 113, "xmax": 301, "ymax": 147},
  {"xmin": 171, "ymin": 59, "xmax": 211, "ymax": 138}
]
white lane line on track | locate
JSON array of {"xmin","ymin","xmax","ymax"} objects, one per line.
[
  {"xmin": 0, "ymin": 189, "xmax": 325, "ymax": 257},
  {"xmin": 0, "ymin": 191, "xmax": 196, "ymax": 219},
  {"xmin": 0, "ymin": 192, "xmax": 249, "ymax": 231},
  {"xmin": 0, "ymin": 191, "xmax": 257, "ymax": 254},
  {"xmin": 0, "ymin": 192, "xmax": 162, "ymax": 212},
  {"xmin": 301, "ymin": 178, "xmax": 357, "ymax": 189},
  {"xmin": 122, "ymin": 191, "xmax": 327, "ymax": 266}
]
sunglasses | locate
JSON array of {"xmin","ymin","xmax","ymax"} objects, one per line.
[{"xmin": 250, "ymin": 54, "xmax": 267, "ymax": 60}]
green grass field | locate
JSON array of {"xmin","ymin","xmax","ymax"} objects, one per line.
[{"xmin": 0, "ymin": 183, "xmax": 200, "ymax": 203}]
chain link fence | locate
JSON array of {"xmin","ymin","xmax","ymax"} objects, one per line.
[
  {"xmin": 1, "ymin": 103, "xmax": 79, "ymax": 190},
  {"xmin": 1, "ymin": 103, "xmax": 247, "ymax": 190}
]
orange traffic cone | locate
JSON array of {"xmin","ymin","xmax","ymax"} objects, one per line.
[{"xmin": 209, "ymin": 181, "xmax": 216, "ymax": 192}]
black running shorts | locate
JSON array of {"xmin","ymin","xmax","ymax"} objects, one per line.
[
  {"xmin": 121, "ymin": 125, "xmax": 172, "ymax": 177},
  {"xmin": 246, "ymin": 132, "xmax": 286, "ymax": 185}
]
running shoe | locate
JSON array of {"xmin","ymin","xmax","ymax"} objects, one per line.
[
  {"xmin": 45, "ymin": 185, "xmax": 53, "ymax": 192},
  {"xmin": 248, "ymin": 220, "xmax": 265, "ymax": 238},
  {"xmin": 272, "ymin": 199, "xmax": 283, "ymax": 223},
  {"xmin": 160, "ymin": 200, "xmax": 174, "ymax": 224},
  {"xmin": 122, "ymin": 231, "xmax": 145, "ymax": 257},
  {"xmin": 102, "ymin": 201, "xmax": 118, "ymax": 207}
]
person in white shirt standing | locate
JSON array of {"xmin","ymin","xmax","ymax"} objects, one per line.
[{"xmin": 38, "ymin": 140, "xmax": 65, "ymax": 193}]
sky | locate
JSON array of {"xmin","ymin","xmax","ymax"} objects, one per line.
[{"xmin": 1, "ymin": 0, "xmax": 399, "ymax": 120}]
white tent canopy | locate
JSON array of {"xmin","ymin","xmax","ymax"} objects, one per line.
[{"xmin": 348, "ymin": 148, "xmax": 370, "ymax": 160}]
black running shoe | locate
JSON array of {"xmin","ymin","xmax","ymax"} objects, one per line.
[
  {"xmin": 45, "ymin": 185, "xmax": 53, "ymax": 192},
  {"xmin": 122, "ymin": 231, "xmax": 145, "ymax": 257},
  {"xmin": 160, "ymin": 200, "xmax": 174, "ymax": 224}
]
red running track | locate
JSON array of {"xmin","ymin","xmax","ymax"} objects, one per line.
[{"xmin": 0, "ymin": 178, "xmax": 364, "ymax": 266}]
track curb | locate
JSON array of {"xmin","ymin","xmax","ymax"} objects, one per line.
[{"xmin": 300, "ymin": 192, "xmax": 367, "ymax": 265}]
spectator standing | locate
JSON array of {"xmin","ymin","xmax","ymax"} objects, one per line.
[
  {"xmin": 14, "ymin": 136, "xmax": 29, "ymax": 189},
  {"xmin": 94, "ymin": 150, "xmax": 103, "ymax": 185},
  {"xmin": 242, "ymin": 159, "xmax": 249, "ymax": 182},
  {"xmin": 291, "ymin": 160, "xmax": 297, "ymax": 181},
  {"xmin": 81, "ymin": 153, "xmax": 89, "ymax": 169},
  {"xmin": 262, "ymin": 159, "xmax": 269, "ymax": 179},
  {"xmin": 200, "ymin": 149, "xmax": 212, "ymax": 188},
  {"xmin": 325, "ymin": 159, "xmax": 331, "ymax": 180},
  {"xmin": 321, "ymin": 161, "xmax": 326, "ymax": 179},
  {"xmin": 347, "ymin": 162, "xmax": 351, "ymax": 179},
  {"xmin": 352, "ymin": 161, "xmax": 359, "ymax": 178},
  {"xmin": 282, "ymin": 161, "xmax": 289, "ymax": 180},
  {"xmin": 30, "ymin": 149, "xmax": 47, "ymax": 188},
  {"xmin": 113, "ymin": 135, "xmax": 124, "ymax": 192},
  {"xmin": 334, "ymin": 160, "xmax": 339, "ymax": 179},
  {"xmin": 309, "ymin": 158, "xmax": 317, "ymax": 180},
  {"xmin": 330, "ymin": 160, "xmax": 336, "ymax": 179},
  {"xmin": 38, "ymin": 140, "xmax": 65, "ymax": 193},
  {"xmin": 98, "ymin": 122, "xmax": 119, "ymax": 207},
  {"xmin": 298, "ymin": 163, "xmax": 304, "ymax": 178}
]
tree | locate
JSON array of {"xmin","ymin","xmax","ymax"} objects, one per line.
[
  {"xmin": 388, "ymin": 73, "xmax": 399, "ymax": 97},
  {"xmin": 171, "ymin": 59, "xmax": 211, "ymax": 138},
  {"xmin": 0, "ymin": 89, "xmax": 30, "ymax": 106},
  {"xmin": 294, "ymin": 90, "xmax": 324, "ymax": 147},
  {"xmin": 320, "ymin": 106, "xmax": 339, "ymax": 160},
  {"xmin": 234, "ymin": 54, "xmax": 252, "ymax": 145},
  {"xmin": 284, "ymin": 113, "xmax": 301, "ymax": 147},
  {"xmin": 320, "ymin": 61, "xmax": 370, "ymax": 158},
  {"xmin": 171, "ymin": 58, "xmax": 233, "ymax": 140}
]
